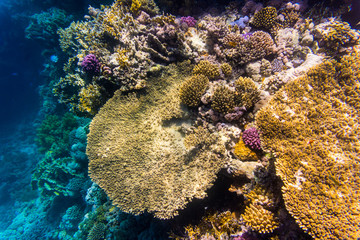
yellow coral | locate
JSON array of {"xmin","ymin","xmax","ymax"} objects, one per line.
[
  {"xmin": 233, "ymin": 140, "xmax": 258, "ymax": 161},
  {"xmin": 255, "ymin": 50, "xmax": 360, "ymax": 239},
  {"xmin": 192, "ymin": 60, "xmax": 220, "ymax": 79},
  {"xmin": 234, "ymin": 76, "xmax": 260, "ymax": 109},
  {"xmin": 87, "ymin": 63, "xmax": 227, "ymax": 219},
  {"xmin": 220, "ymin": 62, "xmax": 232, "ymax": 77},
  {"xmin": 179, "ymin": 74, "xmax": 209, "ymax": 107},
  {"xmin": 130, "ymin": 0, "xmax": 141, "ymax": 13},
  {"xmin": 78, "ymin": 84, "xmax": 102, "ymax": 115},
  {"xmin": 212, "ymin": 85, "xmax": 236, "ymax": 114},
  {"xmin": 242, "ymin": 203, "xmax": 279, "ymax": 234},
  {"xmin": 251, "ymin": 7, "xmax": 277, "ymax": 29}
]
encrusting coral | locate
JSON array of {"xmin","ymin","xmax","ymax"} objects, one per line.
[
  {"xmin": 87, "ymin": 62, "xmax": 229, "ymax": 219},
  {"xmin": 255, "ymin": 49, "xmax": 360, "ymax": 240}
]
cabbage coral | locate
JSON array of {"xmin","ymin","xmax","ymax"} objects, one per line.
[{"xmin": 255, "ymin": 50, "xmax": 360, "ymax": 239}]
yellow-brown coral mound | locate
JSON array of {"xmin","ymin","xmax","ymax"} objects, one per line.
[
  {"xmin": 87, "ymin": 62, "xmax": 227, "ymax": 219},
  {"xmin": 255, "ymin": 51, "xmax": 360, "ymax": 239}
]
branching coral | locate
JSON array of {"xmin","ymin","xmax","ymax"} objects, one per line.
[
  {"xmin": 250, "ymin": 6, "xmax": 277, "ymax": 29},
  {"xmin": 211, "ymin": 85, "xmax": 236, "ymax": 114},
  {"xmin": 87, "ymin": 62, "xmax": 229, "ymax": 219},
  {"xmin": 192, "ymin": 60, "xmax": 221, "ymax": 80},
  {"xmin": 315, "ymin": 20, "xmax": 360, "ymax": 53},
  {"xmin": 222, "ymin": 31, "xmax": 275, "ymax": 65},
  {"xmin": 255, "ymin": 50, "xmax": 360, "ymax": 239},
  {"xmin": 234, "ymin": 76, "xmax": 260, "ymax": 109},
  {"xmin": 179, "ymin": 74, "xmax": 209, "ymax": 107}
]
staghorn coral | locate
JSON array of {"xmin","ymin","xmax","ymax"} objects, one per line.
[
  {"xmin": 192, "ymin": 60, "xmax": 220, "ymax": 80},
  {"xmin": 242, "ymin": 203, "xmax": 279, "ymax": 234},
  {"xmin": 179, "ymin": 74, "xmax": 209, "ymax": 107},
  {"xmin": 250, "ymin": 6, "xmax": 277, "ymax": 29},
  {"xmin": 222, "ymin": 31, "xmax": 275, "ymax": 65},
  {"xmin": 255, "ymin": 51, "xmax": 360, "ymax": 239},
  {"xmin": 211, "ymin": 85, "xmax": 236, "ymax": 114},
  {"xmin": 234, "ymin": 76, "xmax": 260, "ymax": 109},
  {"xmin": 87, "ymin": 62, "xmax": 229, "ymax": 219}
]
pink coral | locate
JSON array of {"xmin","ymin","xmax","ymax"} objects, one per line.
[
  {"xmin": 180, "ymin": 16, "xmax": 197, "ymax": 27},
  {"xmin": 242, "ymin": 127, "xmax": 261, "ymax": 150}
]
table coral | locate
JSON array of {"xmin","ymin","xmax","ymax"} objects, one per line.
[
  {"xmin": 87, "ymin": 62, "xmax": 229, "ymax": 219},
  {"xmin": 255, "ymin": 50, "xmax": 360, "ymax": 239}
]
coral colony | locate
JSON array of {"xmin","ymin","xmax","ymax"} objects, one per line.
[{"xmin": 13, "ymin": 0, "xmax": 359, "ymax": 239}]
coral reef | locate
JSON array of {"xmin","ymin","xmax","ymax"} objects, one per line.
[
  {"xmin": 179, "ymin": 74, "xmax": 209, "ymax": 107},
  {"xmin": 234, "ymin": 76, "xmax": 260, "ymax": 109},
  {"xmin": 222, "ymin": 31, "xmax": 275, "ymax": 65},
  {"xmin": 242, "ymin": 203, "xmax": 279, "ymax": 234},
  {"xmin": 87, "ymin": 62, "xmax": 229, "ymax": 219},
  {"xmin": 256, "ymin": 50, "xmax": 360, "ymax": 239},
  {"xmin": 250, "ymin": 6, "xmax": 277, "ymax": 29},
  {"xmin": 192, "ymin": 60, "xmax": 220, "ymax": 80},
  {"xmin": 242, "ymin": 127, "xmax": 261, "ymax": 151},
  {"xmin": 211, "ymin": 85, "xmax": 236, "ymax": 114}
]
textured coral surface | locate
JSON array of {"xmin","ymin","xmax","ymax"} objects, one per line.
[
  {"xmin": 256, "ymin": 50, "xmax": 360, "ymax": 240},
  {"xmin": 87, "ymin": 62, "xmax": 227, "ymax": 219}
]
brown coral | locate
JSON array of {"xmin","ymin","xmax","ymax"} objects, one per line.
[
  {"xmin": 250, "ymin": 7, "xmax": 277, "ymax": 29},
  {"xmin": 192, "ymin": 60, "xmax": 221, "ymax": 79},
  {"xmin": 212, "ymin": 85, "xmax": 236, "ymax": 114},
  {"xmin": 179, "ymin": 74, "xmax": 209, "ymax": 107},
  {"xmin": 87, "ymin": 62, "xmax": 228, "ymax": 219},
  {"xmin": 222, "ymin": 31, "xmax": 275, "ymax": 65},
  {"xmin": 255, "ymin": 51, "xmax": 360, "ymax": 239},
  {"xmin": 234, "ymin": 76, "xmax": 260, "ymax": 109}
]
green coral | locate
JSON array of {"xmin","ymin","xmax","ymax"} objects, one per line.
[
  {"xmin": 234, "ymin": 76, "xmax": 260, "ymax": 109},
  {"xmin": 192, "ymin": 60, "xmax": 221, "ymax": 79},
  {"xmin": 86, "ymin": 62, "xmax": 227, "ymax": 219},
  {"xmin": 179, "ymin": 74, "xmax": 209, "ymax": 107},
  {"xmin": 211, "ymin": 85, "xmax": 236, "ymax": 114},
  {"xmin": 36, "ymin": 113, "xmax": 78, "ymax": 156},
  {"xmin": 255, "ymin": 50, "xmax": 360, "ymax": 239},
  {"xmin": 250, "ymin": 6, "xmax": 277, "ymax": 29}
]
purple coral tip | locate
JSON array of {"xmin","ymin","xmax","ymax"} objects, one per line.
[
  {"xmin": 180, "ymin": 16, "xmax": 197, "ymax": 28},
  {"xmin": 242, "ymin": 127, "xmax": 261, "ymax": 150},
  {"xmin": 81, "ymin": 54, "xmax": 101, "ymax": 75}
]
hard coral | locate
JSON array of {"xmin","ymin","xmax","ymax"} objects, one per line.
[
  {"xmin": 180, "ymin": 16, "xmax": 197, "ymax": 28},
  {"xmin": 179, "ymin": 74, "xmax": 209, "ymax": 107},
  {"xmin": 212, "ymin": 85, "xmax": 236, "ymax": 114},
  {"xmin": 233, "ymin": 139, "xmax": 258, "ymax": 161},
  {"xmin": 87, "ymin": 62, "xmax": 228, "ymax": 219},
  {"xmin": 255, "ymin": 50, "xmax": 360, "ymax": 239},
  {"xmin": 242, "ymin": 203, "xmax": 279, "ymax": 234},
  {"xmin": 242, "ymin": 127, "xmax": 261, "ymax": 151},
  {"xmin": 222, "ymin": 31, "xmax": 275, "ymax": 65},
  {"xmin": 250, "ymin": 6, "xmax": 277, "ymax": 29},
  {"xmin": 234, "ymin": 76, "xmax": 260, "ymax": 109},
  {"xmin": 192, "ymin": 60, "xmax": 221, "ymax": 79},
  {"xmin": 81, "ymin": 54, "xmax": 101, "ymax": 75}
]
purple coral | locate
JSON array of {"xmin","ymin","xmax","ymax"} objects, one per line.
[
  {"xmin": 81, "ymin": 54, "xmax": 101, "ymax": 75},
  {"xmin": 180, "ymin": 16, "xmax": 197, "ymax": 28},
  {"xmin": 242, "ymin": 127, "xmax": 261, "ymax": 150}
]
